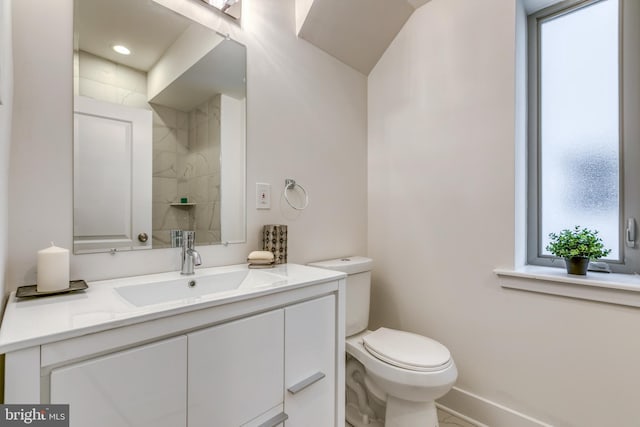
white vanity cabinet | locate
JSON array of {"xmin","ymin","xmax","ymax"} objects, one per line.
[
  {"xmin": 1, "ymin": 266, "xmax": 346, "ymax": 427},
  {"xmin": 50, "ymin": 336, "xmax": 187, "ymax": 427}
]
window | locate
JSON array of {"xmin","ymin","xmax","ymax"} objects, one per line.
[{"xmin": 527, "ymin": 0, "xmax": 640, "ymax": 273}]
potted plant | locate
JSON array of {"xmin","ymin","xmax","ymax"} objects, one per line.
[{"xmin": 546, "ymin": 226, "xmax": 611, "ymax": 275}]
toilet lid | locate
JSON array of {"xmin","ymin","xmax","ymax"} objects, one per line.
[{"xmin": 363, "ymin": 328, "xmax": 451, "ymax": 372}]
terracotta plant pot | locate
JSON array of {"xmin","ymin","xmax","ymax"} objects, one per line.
[{"xmin": 564, "ymin": 256, "xmax": 590, "ymax": 275}]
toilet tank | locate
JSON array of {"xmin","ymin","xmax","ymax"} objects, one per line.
[{"xmin": 308, "ymin": 257, "xmax": 373, "ymax": 337}]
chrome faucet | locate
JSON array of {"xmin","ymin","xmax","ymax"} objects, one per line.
[{"xmin": 180, "ymin": 231, "xmax": 202, "ymax": 275}]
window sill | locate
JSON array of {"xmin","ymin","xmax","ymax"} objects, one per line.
[{"xmin": 494, "ymin": 265, "xmax": 640, "ymax": 308}]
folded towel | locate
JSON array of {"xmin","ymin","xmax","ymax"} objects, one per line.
[{"xmin": 247, "ymin": 251, "xmax": 275, "ymax": 262}]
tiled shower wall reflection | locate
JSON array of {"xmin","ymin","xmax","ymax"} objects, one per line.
[
  {"xmin": 151, "ymin": 104, "xmax": 193, "ymax": 247},
  {"xmin": 75, "ymin": 51, "xmax": 221, "ymax": 249},
  {"xmin": 151, "ymin": 97, "xmax": 222, "ymax": 248},
  {"xmin": 188, "ymin": 96, "xmax": 222, "ymax": 246}
]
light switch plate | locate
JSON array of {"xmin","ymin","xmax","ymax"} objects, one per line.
[{"xmin": 256, "ymin": 183, "xmax": 271, "ymax": 209}]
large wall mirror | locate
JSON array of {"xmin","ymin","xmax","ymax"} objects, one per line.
[{"xmin": 73, "ymin": 0, "xmax": 246, "ymax": 254}]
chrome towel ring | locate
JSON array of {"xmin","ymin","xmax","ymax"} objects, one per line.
[{"xmin": 284, "ymin": 178, "xmax": 309, "ymax": 210}]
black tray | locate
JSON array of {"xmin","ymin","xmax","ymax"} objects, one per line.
[{"xmin": 16, "ymin": 280, "xmax": 88, "ymax": 299}]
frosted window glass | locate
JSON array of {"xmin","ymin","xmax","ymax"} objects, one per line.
[{"xmin": 539, "ymin": 0, "xmax": 619, "ymax": 259}]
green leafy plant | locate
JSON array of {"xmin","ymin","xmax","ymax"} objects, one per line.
[{"xmin": 546, "ymin": 226, "xmax": 611, "ymax": 260}]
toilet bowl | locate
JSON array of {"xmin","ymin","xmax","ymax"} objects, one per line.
[
  {"xmin": 347, "ymin": 330, "xmax": 457, "ymax": 403},
  {"xmin": 308, "ymin": 257, "xmax": 457, "ymax": 427}
]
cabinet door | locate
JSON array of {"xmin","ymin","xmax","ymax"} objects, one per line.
[
  {"xmin": 188, "ymin": 309, "xmax": 284, "ymax": 427},
  {"xmin": 50, "ymin": 336, "xmax": 187, "ymax": 427},
  {"xmin": 285, "ymin": 295, "xmax": 336, "ymax": 426}
]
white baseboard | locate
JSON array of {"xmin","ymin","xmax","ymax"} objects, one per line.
[{"xmin": 437, "ymin": 387, "xmax": 553, "ymax": 427}]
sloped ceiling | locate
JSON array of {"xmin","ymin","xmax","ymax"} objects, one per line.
[{"xmin": 296, "ymin": 0, "xmax": 430, "ymax": 75}]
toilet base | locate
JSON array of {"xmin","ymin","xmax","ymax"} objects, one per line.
[
  {"xmin": 346, "ymin": 402, "xmax": 384, "ymax": 427},
  {"xmin": 385, "ymin": 395, "xmax": 439, "ymax": 427}
]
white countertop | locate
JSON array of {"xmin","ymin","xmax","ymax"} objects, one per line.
[{"xmin": 0, "ymin": 263, "xmax": 345, "ymax": 354}]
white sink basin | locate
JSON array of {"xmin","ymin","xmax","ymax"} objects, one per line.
[{"xmin": 115, "ymin": 269, "xmax": 287, "ymax": 307}]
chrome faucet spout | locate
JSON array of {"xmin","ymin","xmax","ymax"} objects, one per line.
[
  {"xmin": 180, "ymin": 231, "xmax": 202, "ymax": 275},
  {"xmin": 189, "ymin": 248, "xmax": 202, "ymax": 267}
]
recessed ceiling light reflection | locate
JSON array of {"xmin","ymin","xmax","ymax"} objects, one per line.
[{"xmin": 112, "ymin": 45, "xmax": 131, "ymax": 55}]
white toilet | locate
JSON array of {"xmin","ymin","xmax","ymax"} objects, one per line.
[{"xmin": 309, "ymin": 257, "xmax": 457, "ymax": 427}]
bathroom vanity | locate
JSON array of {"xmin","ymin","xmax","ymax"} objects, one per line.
[{"xmin": 0, "ymin": 264, "xmax": 346, "ymax": 427}]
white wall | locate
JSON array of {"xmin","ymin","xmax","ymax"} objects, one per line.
[
  {"xmin": 147, "ymin": 24, "xmax": 224, "ymax": 101},
  {"xmin": 7, "ymin": 0, "xmax": 367, "ymax": 288},
  {"xmin": 294, "ymin": 0, "xmax": 314, "ymax": 35},
  {"xmin": 0, "ymin": 0, "xmax": 13, "ymax": 309},
  {"xmin": 368, "ymin": 0, "xmax": 640, "ymax": 426}
]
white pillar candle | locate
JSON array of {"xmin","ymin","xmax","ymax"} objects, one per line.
[{"xmin": 37, "ymin": 242, "xmax": 70, "ymax": 292}]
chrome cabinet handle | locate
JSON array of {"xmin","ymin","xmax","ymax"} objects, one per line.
[
  {"xmin": 257, "ymin": 412, "xmax": 288, "ymax": 427},
  {"xmin": 287, "ymin": 371, "xmax": 326, "ymax": 394}
]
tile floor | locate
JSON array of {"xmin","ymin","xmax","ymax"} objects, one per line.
[{"xmin": 438, "ymin": 408, "xmax": 478, "ymax": 427}]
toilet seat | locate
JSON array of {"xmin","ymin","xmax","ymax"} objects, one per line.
[{"xmin": 363, "ymin": 328, "xmax": 451, "ymax": 372}]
